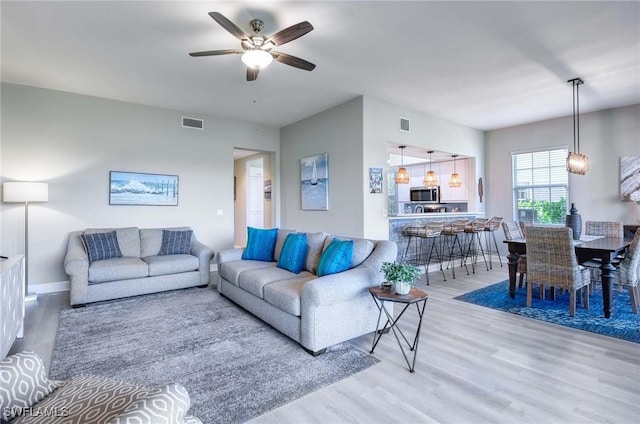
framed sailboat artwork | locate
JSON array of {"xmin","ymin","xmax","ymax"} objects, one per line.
[{"xmin": 301, "ymin": 153, "xmax": 329, "ymax": 210}]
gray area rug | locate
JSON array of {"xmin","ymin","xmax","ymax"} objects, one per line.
[{"xmin": 50, "ymin": 287, "xmax": 379, "ymax": 424}]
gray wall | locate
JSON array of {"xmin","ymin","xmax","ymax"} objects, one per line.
[
  {"xmin": 1, "ymin": 83, "xmax": 279, "ymax": 290},
  {"xmin": 280, "ymin": 97, "xmax": 365, "ymax": 237},
  {"xmin": 485, "ymin": 103, "xmax": 640, "ymax": 253}
]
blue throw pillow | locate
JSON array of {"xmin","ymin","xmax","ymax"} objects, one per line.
[
  {"xmin": 159, "ymin": 229, "xmax": 193, "ymax": 255},
  {"xmin": 242, "ymin": 227, "xmax": 278, "ymax": 262},
  {"xmin": 317, "ymin": 239, "xmax": 354, "ymax": 277},
  {"xmin": 80, "ymin": 231, "xmax": 122, "ymax": 263},
  {"xmin": 277, "ymin": 233, "xmax": 308, "ymax": 274}
]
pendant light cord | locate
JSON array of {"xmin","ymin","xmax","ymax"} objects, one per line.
[
  {"xmin": 576, "ymin": 81, "xmax": 580, "ymax": 154},
  {"xmin": 572, "ymin": 80, "xmax": 577, "ymax": 153}
]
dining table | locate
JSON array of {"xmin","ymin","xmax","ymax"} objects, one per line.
[{"xmin": 503, "ymin": 235, "xmax": 633, "ymax": 318}]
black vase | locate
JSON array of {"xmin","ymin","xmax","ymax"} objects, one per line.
[{"xmin": 566, "ymin": 203, "xmax": 582, "ymax": 240}]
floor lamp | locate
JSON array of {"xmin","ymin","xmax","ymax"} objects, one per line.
[{"xmin": 2, "ymin": 181, "xmax": 49, "ymax": 301}]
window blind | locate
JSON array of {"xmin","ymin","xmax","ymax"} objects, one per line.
[{"xmin": 512, "ymin": 147, "xmax": 568, "ymax": 224}]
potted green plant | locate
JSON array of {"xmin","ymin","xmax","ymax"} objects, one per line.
[{"xmin": 381, "ymin": 261, "xmax": 421, "ymax": 295}]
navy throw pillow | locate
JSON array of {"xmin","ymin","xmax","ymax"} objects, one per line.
[
  {"xmin": 317, "ymin": 239, "xmax": 354, "ymax": 277},
  {"xmin": 242, "ymin": 227, "xmax": 278, "ymax": 262},
  {"xmin": 159, "ymin": 230, "xmax": 193, "ymax": 255},
  {"xmin": 80, "ymin": 231, "xmax": 122, "ymax": 263},
  {"xmin": 277, "ymin": 233, "xmax": 308, "ymax": 274}
]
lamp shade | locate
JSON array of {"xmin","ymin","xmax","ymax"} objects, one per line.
[
  {"xmin": 241, "ymin": 50, "xmax": 273, "ymax": 69},
  {"xmin": 3, "ymin": 182, "xmax": 49, "ymax": 203}
]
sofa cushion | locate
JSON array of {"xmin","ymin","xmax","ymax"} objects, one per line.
[
  {"xmin": 274, "ymin": 229, "xmax": 295, "ymax": 261},
  {"xmin": 239, "ymin": 267, "xmax": 313, "ymax": 299},
  {"xmin": 218, "ymin": 260, "xmax": 276, "ymax": 287},
  {"xmin": 140, "ymin": 227, "xmax": 191, "ymax": 258},
  {"xmin": 89, "ymin": 257, "xmax": 149, "ymax": 284},
  {"xmin": 144, "ymin": 254, "xmax": 199, "ymax": 276},
  {"xmin": 159, "ymin": 229, "xmax": 193, "ymax": 255},
  {"xmin": 85, "ymin": 227, "xmax": 140, "ymax": 258},
  {"xmin": 263, "ymin": 277, "xmax": 316, "ymax": 316},
  {"xmin": 277, "ymin": 233, "xmax": 308, "ymax": 274},
  {"xmin": 106, "ymin": 383, "xmax": 194, "ymax": 424},
  {"xmin": 323, "ymin": 236, "xmax": 375, "ymax": 268},
  {"xmin": 317, "ymin": 239, "xmax": 354, "ymax": 277},
  {"xmin": 0, "ymin": 352, "xmax": 64, "ymax": 421},
  {"xmin": 242, "ymin": 227, "xmax": 278, "ymax": 262},
  {"xmin": 12, "ymin": 374, "xmax": 158, "ymax": 424},
  {"xmin": 305, "ymin": 232, "xmax": 328, "ymax": 274},
  {"xmin": 80, "ymin": 231, "xmax": 122, "ymax": 263}
]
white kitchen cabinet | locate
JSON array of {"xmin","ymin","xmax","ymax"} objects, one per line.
[{"xmin": 439, "ymin": 159, "xmax": 467, "ymax": 202}]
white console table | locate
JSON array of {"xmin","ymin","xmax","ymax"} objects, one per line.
[{"xmin": 1, "ymin": 255, "xmax": 25, "ymax": 358}]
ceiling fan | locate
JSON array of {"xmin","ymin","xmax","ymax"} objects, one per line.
[{"xmin": 189, "ymin": 12, "xmax": 316, "ymax": 81}]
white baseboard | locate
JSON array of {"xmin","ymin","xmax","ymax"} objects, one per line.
[{"xmin": 30, "ymin": 280, "xmax": 70, "ymax": 294}]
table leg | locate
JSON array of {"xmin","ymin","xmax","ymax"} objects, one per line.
[
  {"xmin": 600, "ymin": 262, "xmax": 616, "ymax": 319},
  {"xmin": 507, "ymin": 251, "xmax": 518, "ymax": 299}
]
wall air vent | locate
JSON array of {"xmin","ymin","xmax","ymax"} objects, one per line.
[
  {"xmin": 400, "ymin": 117, "xmax": 410, "ymax": 133},
  {"xmin": 182, "ymin": 116, "xmax": 204, "ymax": 130}
]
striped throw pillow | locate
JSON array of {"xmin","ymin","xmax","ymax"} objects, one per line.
[
  {"xmin": 159, "ymin": 230, "xmax": 193, "ymax": 255},
  {"xmin": 81, "ymin": 231, "xmax": 122, "ymax": 263}
]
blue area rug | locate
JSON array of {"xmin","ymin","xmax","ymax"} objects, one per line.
[{"xmin": 455, "ymin": 280, "xmax": 639, "ymax": 343}]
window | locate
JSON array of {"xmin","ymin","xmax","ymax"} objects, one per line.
[{"xmin": 512, "ymin": 147, "xmax": 568, "ymax": 224}]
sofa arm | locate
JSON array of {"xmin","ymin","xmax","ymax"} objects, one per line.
[
  {"xmin": 64, "ymin": 231, "xmax": 90, "ymax": 305},
  {"xmin": 302, "ymin": 266, "xmax": 379, "ymax": 307},
  {"xmin": 191, "ymin": 238, "xmax": 214, "ymax": 284},
  {"xmin": 216, "ymin": 248, "xmax": 244, "ymax": 264},
  {"xmin": 360, "ymin": 240, "xmax": 398, "ymax": 282}
]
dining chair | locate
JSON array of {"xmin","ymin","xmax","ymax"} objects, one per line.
[
  {"xmin": 502, "ymin": 221, "xmax": 527, "ymax": 288},
  {"xmin": 616, "ymin": 228, "xmax": 640, "ymax": 314},
  {"xmin": 525, "ymin": 226, "xmax": 590, "ymax": 316},
  {"xmin": 584, "ymin": 220, "xmax": 624, "ymax": 288}
]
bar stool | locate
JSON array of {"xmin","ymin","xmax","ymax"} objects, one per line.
[
  {"xmin": 401, "ymin": 225, "xmax": 425, "ymax": 266},
  {"xmin": 483, "ymin": 217, "xmax": 503, "ymax": 269},
  {"xmin": 415, "ymin": 221, "xmax": 445, "ymax": 285},
  {"xmin": 463, "ymin": 218, "xmax": 490, "ymax": 273},
  {"xmin": 441, "ymin": 219, "xmax": 469, "ymax": 278}
]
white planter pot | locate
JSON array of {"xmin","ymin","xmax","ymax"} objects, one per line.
[{"xmin": 394, "ymin": 281, "xmax": 412, "ymax": 295}]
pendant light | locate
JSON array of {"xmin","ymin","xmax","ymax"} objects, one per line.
[
  {"xmin": 448, "ymin": 155, "xmax": 462, "ymax": 188},
  {"xmin": 423, "ymin": 150, "xmax": 438, "ymax": 187},
  {"xmin": 395, "ymin": 145, "xmax": 410, "ymax": 184},
  {"xmin": 566, "ymin": 77, "xmax": 589, "ymax": 175}
]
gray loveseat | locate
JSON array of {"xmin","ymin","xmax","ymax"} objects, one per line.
[
  {"xmin": 216, "ymin": 230, "xmax": 397, "ymax": 355},
  {"xmin": 64, "ymin": 227, "xmax": 214, "ymax": 307}
]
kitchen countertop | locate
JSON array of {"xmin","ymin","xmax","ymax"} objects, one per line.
[{"xmin": 388, "ymin": 212, "xmax": 485, "ymax": 219}]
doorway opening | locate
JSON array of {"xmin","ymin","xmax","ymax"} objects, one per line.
[{"xmin": 233, "ymin": 148, "xmax": 275, "ymax": 247}]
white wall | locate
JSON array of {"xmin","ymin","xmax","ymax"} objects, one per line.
[
  {"xmin": 485, "ymin": 103, "xmax": 640, "ymax": 247},
  {"xmin": 1, "ymin": 83, "xmax": 279, "ymax": 290},
  {"xmin": 363, "ymin": 97, "xmax": 486, "ymax": 239},
  {"xmin": 280, "ymin": 97, "xmax": 365, "ymax": 237}
]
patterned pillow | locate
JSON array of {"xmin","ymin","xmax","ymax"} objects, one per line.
[
  {"xmin": 277, "ymin": 233, "xmax": 308, "ymax": 274},
  {"xmin": 80, "ymin": 231, "xmax": 122, "ymax": 263},
  {"xmin": 317, "ymin": 239, "xmax": 354, "ymax": 277},
  {"xmin": 0, "ymin": 351, "xmax": 64, "ymax": 421},
  {"xmin": 107, "ymin": 383, "xmax": 194, "ymax": 424},
  {"xmin": 242, "ymin": 227, "xmax": 278, "ymax": 262},
  {"xmin": 159, "ymin": 230, "xmax": 193, "ymax": 255}
]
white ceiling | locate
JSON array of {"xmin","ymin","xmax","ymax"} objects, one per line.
[{"xmin": 2, "ymin": 1, "xmax": 639, "ymax": 131}]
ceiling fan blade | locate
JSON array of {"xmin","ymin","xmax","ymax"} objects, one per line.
[
  {"xmin": 247, "ymin": 68, "xmax": 260, "ymax": 81},
  {"xmin": 209, "ymin": 12, "xmax": 249, "ymax": 40},
  {"xmin": 189, "ymin": 49, "xmax": 242, "ymax": 57},
  {"xmin": 272, "ymin": 52, "xmax": 316, "ymax": 71},
  {"xmin": 266, "ymin": 21, "xmax": 313, "ymax": 46}
]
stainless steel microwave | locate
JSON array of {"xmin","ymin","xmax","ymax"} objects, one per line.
[{"xmin": 410, "ymin": 187, "xmax": 440, "ymax": 203}]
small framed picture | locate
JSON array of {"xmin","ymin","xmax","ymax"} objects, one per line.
[{"xmin": 369, "ymin": 167, "xmax": 383, "ymax": 193}]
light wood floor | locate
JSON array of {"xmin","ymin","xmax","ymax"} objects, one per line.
[{"xmin": 10, "ymin": 264, "xmax": 640, "ymax": 424}]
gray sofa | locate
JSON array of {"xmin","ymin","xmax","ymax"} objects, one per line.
[
  {"xmin": 216, "ymin": 230, "xmax": 397, "ymax": 355},
  {"xmin": 64, "ymin": 227, "xmax": 214, "ymax": 307}
]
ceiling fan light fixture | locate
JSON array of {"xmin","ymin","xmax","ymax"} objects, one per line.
[{"xmin": 241, "ymin": 49, "xmax": 273, "ymax": 69}]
